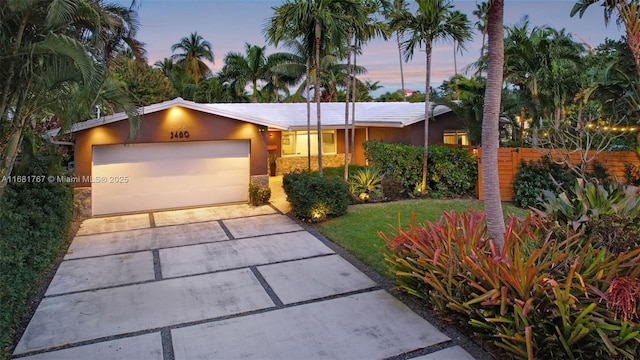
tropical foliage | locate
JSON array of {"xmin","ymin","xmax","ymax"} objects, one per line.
[
  {"xmin": 0, "ymin": 0, "xmax": 144, "ymax": 190},
  {"xmin": 382, "ymin": 210, "xmax": 640, "ymax": 359}
]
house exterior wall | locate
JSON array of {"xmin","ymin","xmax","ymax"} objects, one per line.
[
  {"xmin": 269, "ymin": 128, "xmax": 368, "ymax": 175},
  {"xmin": 368, "ymin": 112, "xmax": 465, "ymax": 147},
  {"xmin": 74, "ymin": 106, "xmax": 268, "ymax": 187}
]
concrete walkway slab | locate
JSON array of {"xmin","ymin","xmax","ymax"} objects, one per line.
[
  {"xmin": 159, "ymin": 232, "xmax": 334, "ymax": 278},
  {"xmin": 412, "ymin": 346, "xmax": 475, "ymax": 360},
  {"xmin": 18, "ymin": 333, "xmax": 162, "ymax": 360},
  {"xmin": 153, "ymin": 204, "xmax": 276, "ymax": 227},
  {"xmin": 66, "ymin": 221, "xmax": 227, "ymax": 259},
  {"xmin": 258, "ymin": 255, "xmax": 377, "ymax": 304},
  {"xmin": 171, "ymin": 290, "xmax": 450, "ymax": 360},
  {"xmin": 46, "ymin": 252, "xmax": 155, "ymax": 296},
  {"xmin": 223, "ymin": 214, "xmax": 302, "ymax": 238},
  {"xmin": 14, "ymin": 269, "xmax": 274, "ymax": 354},
  {"xmin": 76, "ymin": 213, "xmax": 150, "ymax": 236}
]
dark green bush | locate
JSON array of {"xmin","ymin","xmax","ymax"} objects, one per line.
[
  {"xmin": 512, "ymin": 157, "xmax": 576, "ymax": 208},
  {"xmin": 364, "ymin": 141, "xmax": 477, "ymax": 198},
  {"xmin": 381, "ymin": 176, "xmax": 405, "ymax": 200},
  {"xmin": 363, "ymin": 140, "xmax": 422, "ymax": 194},
  {"xmin": 426, "ymin": 146, "xmax": 477, "ymax": 198},
  {"xmin": 0, "ymin": 147, "xmax": 73, "ymax": 357},
  {"xmin": 248, "ymin": 181, "xmax": 271, "ymax": 206},
  {"xmin": 282, "ymin": 170, "xmax": 349, "ymax": 221},
  {"xmin": 624, "ymin": 162, "xmax": 640, "ymax": 186}
]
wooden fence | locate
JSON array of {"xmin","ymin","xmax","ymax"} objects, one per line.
[{"xmin": 475, "ymin": 148, "xmax": 640, "ymax": 201}]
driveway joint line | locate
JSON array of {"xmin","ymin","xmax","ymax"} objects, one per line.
[
  {"xmin": 217, "ymin": 220, "xmax": 235, "ymax": 240},
  {"xmin": 46, "ymin": 254, "xmax": 339, "ymax": 297},
  {"xmin": 66, "ymin": 228, "xmax": 310, "ymax": 261},
  {"xmin": 249, "ymin": 266, "xmax": 284, "ymax": 307},
  {"xmin": 149, "ymin": 213, "xmax": 156, "ymax": 228},
  {"xmin": 13, "ymin": 287, "xmax": 386, "ymax": 358},
  {"xmin": 380, "ymin": 340, "xmax": 456, "ymax": 360},
  {"xmin": 12, "ymin": 286, "xmax": 390, "ymax": 360},
  {"xmin": 153, "ymin": 249, "xmax": 163, "ymax": 280},
  {"xmin": 161, "ymin": 329, "xmax": 175, "ymax": 360},
  {"xmin": 161, "ymin": 253, "xmax": 337, "ymax": 281}
]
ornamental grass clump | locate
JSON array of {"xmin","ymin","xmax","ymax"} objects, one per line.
[{"xmin": 381, "ymin": 210, "xmax": 640, "ymax": 359}]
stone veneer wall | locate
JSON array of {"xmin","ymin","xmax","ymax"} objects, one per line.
[
  {"xmin": 275, "ymin": 154, "xmax": 345, "ymax": 175},
  {"xmin": 250, "ymin": 175, "xmax": 269, "ymax": 187}
]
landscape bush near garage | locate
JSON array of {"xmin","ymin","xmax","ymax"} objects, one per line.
[{"xmin": 0, "ymin": 145, "xmax": 73, "ymax": 357}]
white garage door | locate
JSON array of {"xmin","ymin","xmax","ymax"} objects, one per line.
[{"xmin": 92, "ymin": 141, "xmax": 250, "ymax": 215}]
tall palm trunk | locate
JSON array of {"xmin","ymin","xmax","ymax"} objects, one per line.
[
  {"xmin": 306, "ymin": 60, "xmax": 311, "ymax": 171},
  {"xmin": 314, "ymin": 21, "xmax": 323, "ymax": 176},
  {"xmin": 350, "ymin": 47, "xmax": 357, "ymax": 164},
  {"xmin": 396, "ymin": 31, "xmax": 406, "ymax": 99},
  {"xmin": 482, "ymin": 0, "xmax": 506, "ymax": 249},
  {"xmin": 252, "ymin": 79, "xmax": 259, "ymax": 103},
  {"xmin": 420, "ymin": 44, "xmax": 433, "ymax": 194},
  {"xmin": 453, "ymin": 39, "xmax": 458, "ymax": 75},
  {"xmin": 344, "ymin": 28, "xmax": 353, "ymax": 181}
]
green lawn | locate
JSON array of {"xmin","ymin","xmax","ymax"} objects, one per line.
[{"xmin": 315, "ymin": 199, "xmax": 529, "ymax": 276}]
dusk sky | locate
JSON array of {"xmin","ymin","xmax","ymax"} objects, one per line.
[{"xmin": 130, "ymin": 0, "xmax": 625, "ymax": 96}]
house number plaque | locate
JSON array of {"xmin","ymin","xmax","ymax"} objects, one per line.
[{"xmin": 170, "ymin": 130, "xmax": 190, "ymax": 140}]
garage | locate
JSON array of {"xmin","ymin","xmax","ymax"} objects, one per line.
[{"xmin": 91, "ymin": 140, "xmax": 250, "ymax": 215}]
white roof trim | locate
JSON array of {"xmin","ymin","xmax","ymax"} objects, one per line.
[
  {"xmin": 47, "ymin": 98, "xmax": 452, "ymax": 136},
  {"xmin": 46, "ymin": 97, "xmax": 289, "ymax": 137}
]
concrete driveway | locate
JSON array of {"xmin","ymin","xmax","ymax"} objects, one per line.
[{"xmin": 13, "ymin": 204, "xmax": 476, "ymax": 360}]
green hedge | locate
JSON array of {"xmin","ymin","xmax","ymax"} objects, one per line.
[
  {"xmin": 0, "ymin": 148, "xmax": 73, "ymax": 357},
  {"xmin": 512, "ymin": 157, "xmax": 577, "ymax": 208},
  {"xmin": 282, "ymin": 170, "xmax": 349, "ymax": 221},
  {"xmin": 363, "ymin": 140, "xmax": 477, "ymax": 198},
  {"xmin": 363, "ymin": 140, "xmax": 422, "ymax": 194}
]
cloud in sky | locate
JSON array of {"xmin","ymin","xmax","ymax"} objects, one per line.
[{"xmin": 132, "ymin": 0, "xmax": 624, "ymax": 96}]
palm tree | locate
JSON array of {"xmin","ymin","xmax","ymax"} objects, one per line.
[
  {"xmin": 482, "ymin": 0, "xmax": 506, "ymax": 249},
  {"xmin": 382, "ymin": 0, "xmax": 410, "ymax": 98},
  {"xmin": 350, "ymin": 0, "xmax": 389, "ymax": 164},
  {"xmin": 391, "ymin": 0, "xmax": 472, "ymax": 194},
  {"xmin": 265, "ymin": 0, "xmax": 354, "ymax": 176},
  {"xmin": 0, "ymin": 0, "xmax": 142, "ymax": 189},
  {"xmin": 221, "ymin": 43, "xmax": 299, "ymax": 102},
  {"xmin": 473, "ymin": 1, "xmax": 489, "ymax": 61},
  {"xmin": 571, "ymin": 0, "xmax": 640, "ymax": 93},
  {"xmin": 171, "ymin": 32, "xmax": 214, "ymax": 85}
]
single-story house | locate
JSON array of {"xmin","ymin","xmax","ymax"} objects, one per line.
[{"xmin": 48, "ymin": 97, "xmax": 466, "ymax": 216}]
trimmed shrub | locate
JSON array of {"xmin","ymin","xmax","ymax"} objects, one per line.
[
  {"xmin": 363, "ymin": 140, "xmax": 422, "ymax": 194},
  {"xmin": 363, "ymin": 140, "xmax": 477, "ymax": 198},
  {"xmin": 381, "ymin": 210, "xmax": 640, "ymax": 359},
  {"xmin": 0, "ymin": 147, "xmax": 73, "ymax": 357},
  {"xmin": 512, "ymin": 157, "xmax": 576, "ymax": 208},
  {"xmin": 427, "ymin": 146, "xmax": 477, "ymax": 198},
  {"xmin": 282, "ymin": 170, "xmax": 349, "ymax": 221},
  {"xmin": 248, "ymin": 182, "xmax": 271, "ymax": 206},
  {"xmin": 381, "ymin": 176, "xmax": 405, "ymax": 200}
]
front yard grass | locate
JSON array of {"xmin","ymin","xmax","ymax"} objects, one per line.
[{"xmin": 315, "ymin": 199, "xmax": 528, "ymax": 276}]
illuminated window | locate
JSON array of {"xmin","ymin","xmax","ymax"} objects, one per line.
[
  {"xmin": 443, "ymin": 130, "xmax": 469, "ymax": 145},
  {"xmin": 281, "ymin": 130, "xmax": 337, "ymax": 156}
]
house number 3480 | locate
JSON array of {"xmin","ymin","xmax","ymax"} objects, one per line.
[{"xmin": 170, "ymin": 131, "xmax": 190, "ymax": 139}]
